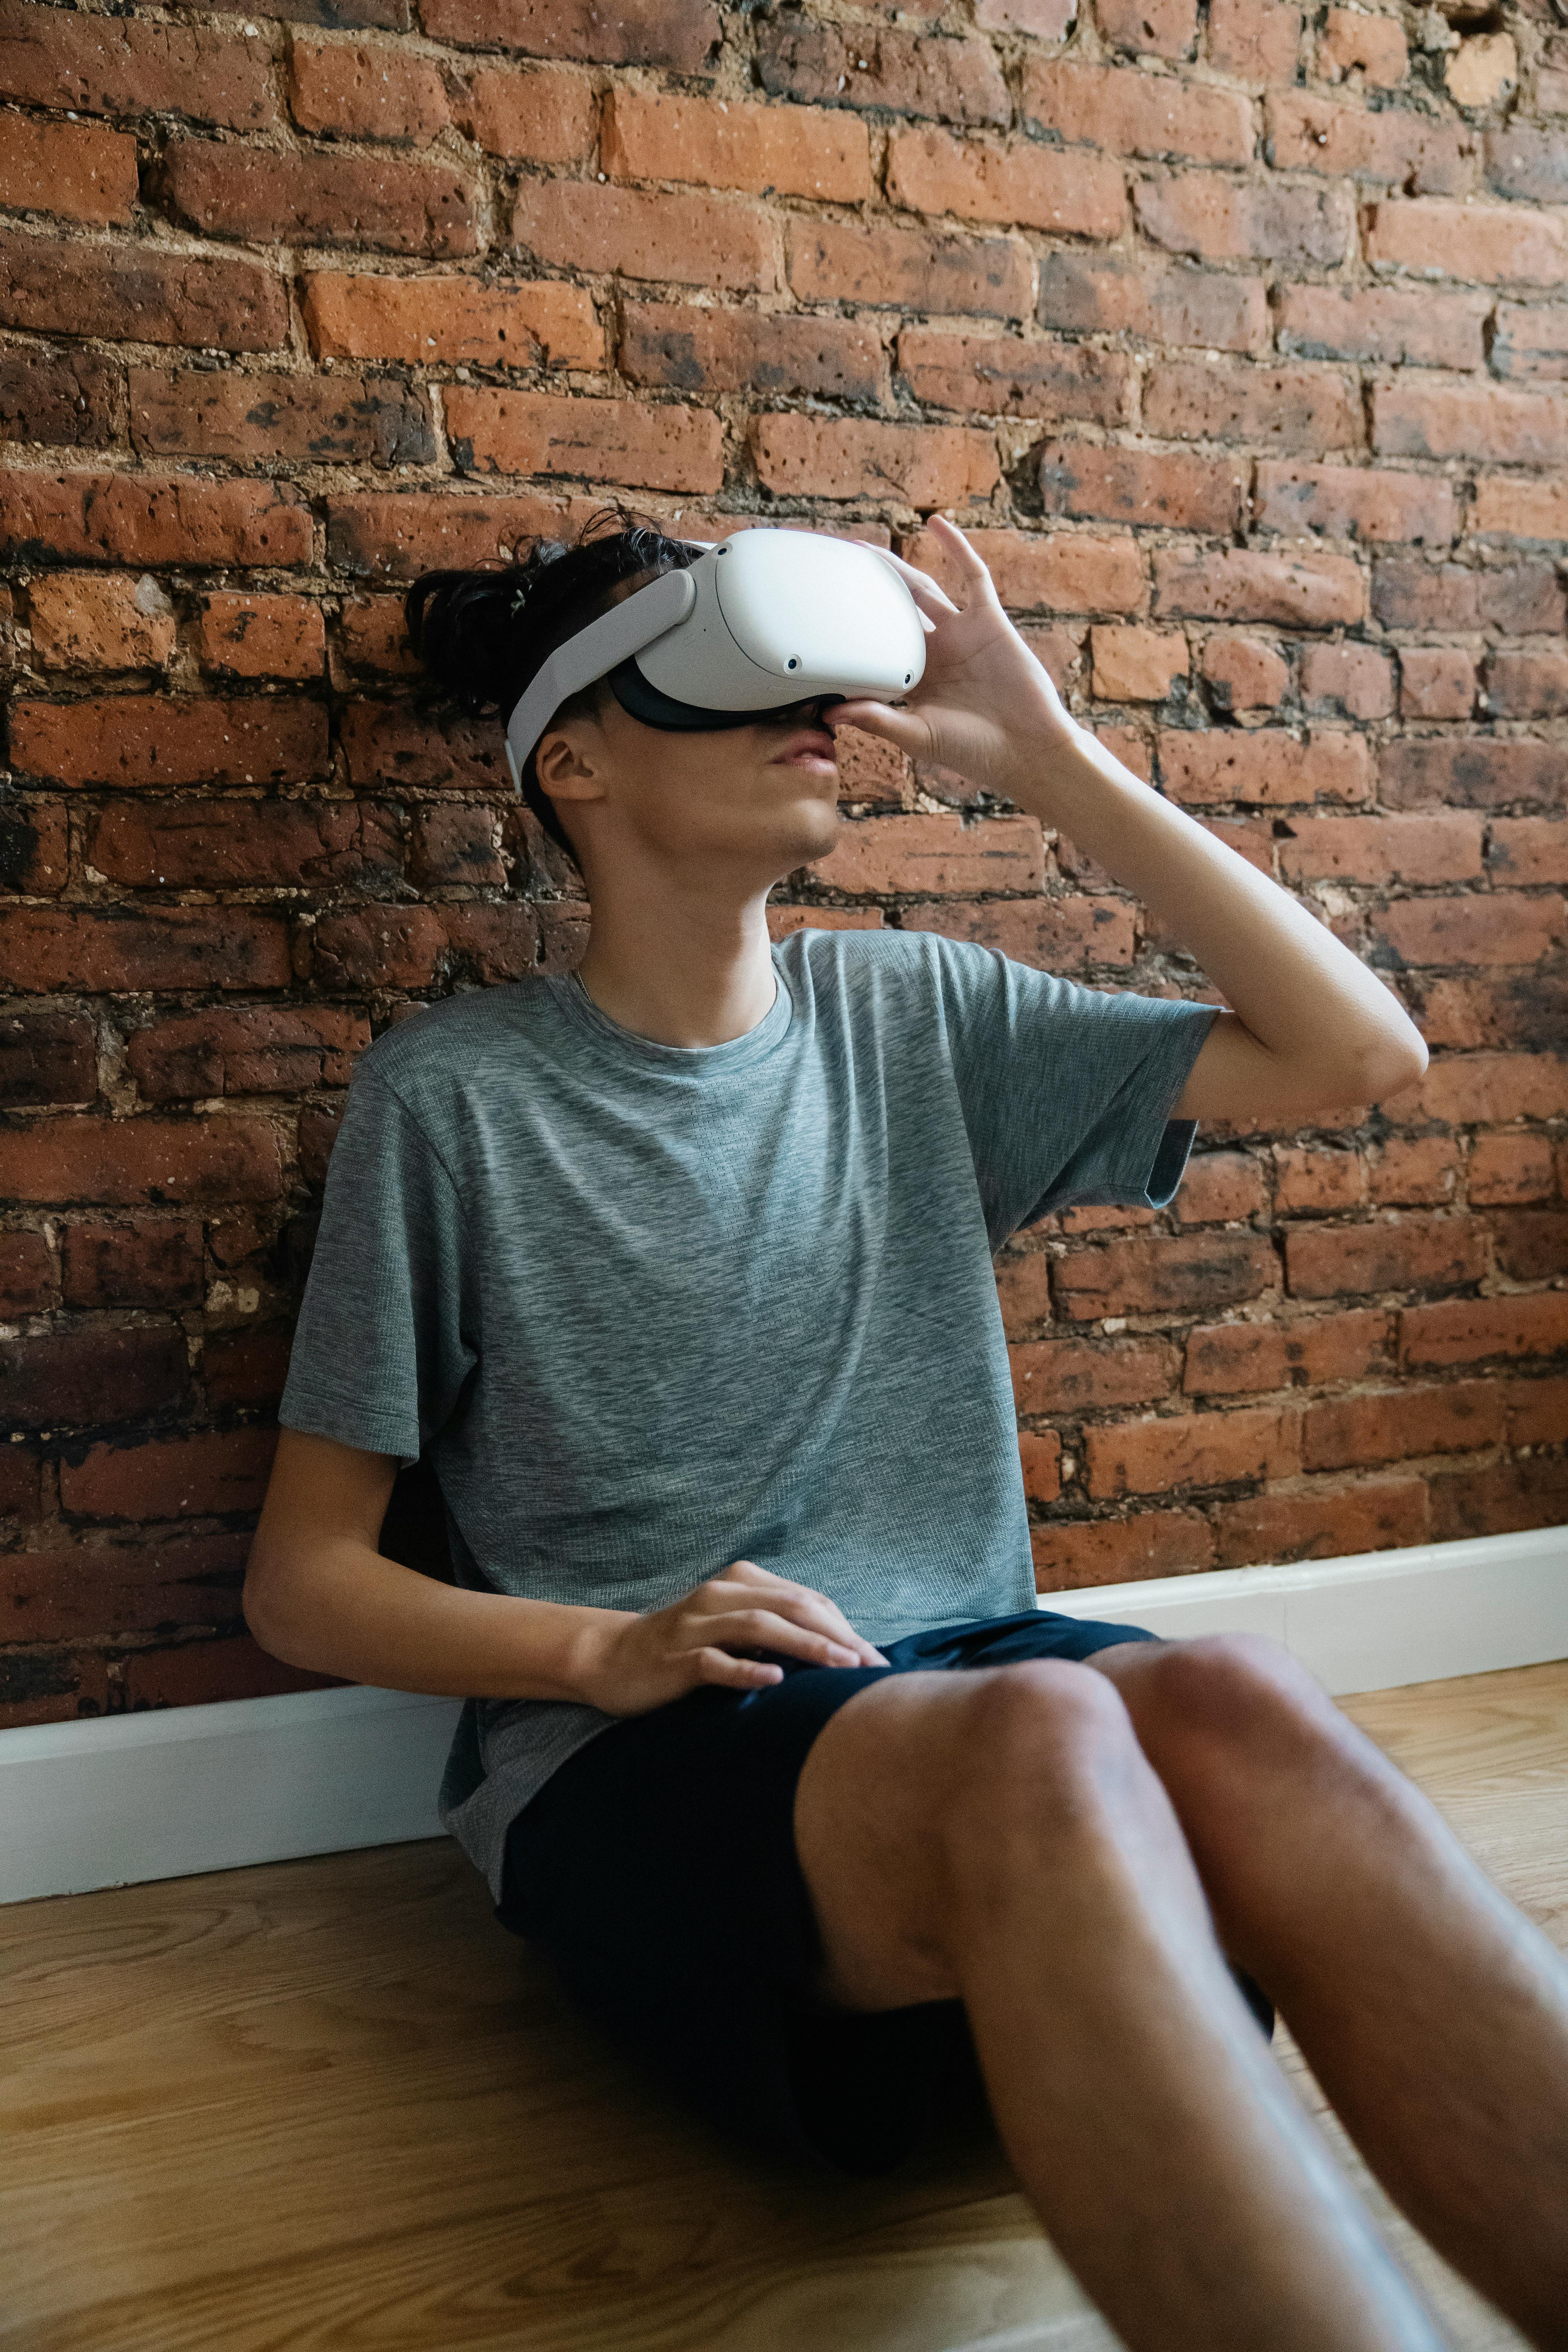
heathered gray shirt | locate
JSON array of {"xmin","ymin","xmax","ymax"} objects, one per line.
[{"xmin": 278, "ymin": 925, "xmax": 1218, "ymax": 1905}]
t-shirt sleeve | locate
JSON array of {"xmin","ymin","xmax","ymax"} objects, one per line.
[
  {"xmin": 278, "ymin": 1069, "xmax": 477, "ymax": 1466},
  {"xmin": 927, "ymin": 935, "xmax": 1222, "ymax": 1251}
]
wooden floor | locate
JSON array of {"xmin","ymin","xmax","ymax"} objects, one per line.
[{"xmin": 4, "ymin": 1660, "xmax": 1565, "ymax": 2352}]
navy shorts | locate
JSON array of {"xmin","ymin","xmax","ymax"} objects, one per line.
[{"xmin": 494, "ymin": 1608, "xmax": 1276, "ymax": 2179}]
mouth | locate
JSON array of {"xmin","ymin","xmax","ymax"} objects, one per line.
[{"xmin": 771, "ymin": 729, "xmax": 838, "ymax": 769}]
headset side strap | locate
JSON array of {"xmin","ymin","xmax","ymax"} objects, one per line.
[{"xmin": 503, "ymin": 567, "xmax": 698, "ymax": 789}]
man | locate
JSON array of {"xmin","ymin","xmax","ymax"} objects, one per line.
[{"xmin": 246, "ymin": 510, "xmax": 1568, "ymax": 2350}]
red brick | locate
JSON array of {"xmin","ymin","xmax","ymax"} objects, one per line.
[
  {"xmin": 603, "ymin": 87, "xmax": 869, "ymax": 201},
  {"xmin": 897, "ymin": 333, "xmax": 1130, "ymax": 425},
  {"xmin": 1488, "ymin": 650, "xmax": 1568, "ymax": 721},
  {"xmin": 884, "ymin": 124, "xmax": 1128, "ymax": 239},
  {"xmin": 127, "ymin": 1008, "xmax": 368, "ymax": 1103},
  {"xmin": 1485, "ymin": 125, "xmax": 1568, "ymax": 207},
  {"xmin": 1054, "ymin": 1230, "xmax": 1276, "ymax": 1319},
  {"xmin": 754, "ymin": 19, "xmax": 1009, "ymax": 127},
  {"xmin": 1, "ymin": 1327, "xmax": 188, "ymax": 1429},
  {"xmin": 194, "ymin": 594, "xmax": 326, "ymax": 682},
  {"xmin": 1488, "ymin": 820, "xmax": 1568, "ymax": 888},
  {"xmin": 0, "ymin": 472, "xmax": 310, "ymax": 569},
  {"xmin": 1276, "ymin": 813, "xmax": 1483, "ymax": 885},
  {"xmin": 1367, "ymin": 1136, "xmax": 1459, "ymax": 1207},
  {"xmin": 0, "ymin": 908, "xmax": 290, "ymax": 995},
  {"xmin": 0, "ymin": 1116, "xmax": 282, "ymax": 1207},
  {"xmin": 1379, "ymin": 740, "xmax": 1567, "ymax": 814},
  {"xmin": 0, "ymin": 795, "xmax": 67, "ymax": 896},
  {"xmin": 28, "ymin": 573, "xmax": 175, "ymax": 673},
  {"xmin": 1276, "ymin": 283, "xmax": 1488, "ymax": 371},
  {"xmin": 1160, "ymin": 731, "xmax": 1370, "ymax": 807},
  {"xmin": 1273, "ymin": 1143, "xmax": 1365, "ymax": 1213},
  {"xmin": 0, "ymin": 1644, "xmax": 113, "ymax": 1726},
  {"xmin": 1470, "ymin": 478, "xmax": 1568, "ymax": 544},
  {"xmin": 1086, "ymin": 1401, "xmax": 1298, "ymax": 1497},
  {"xmin": 1502, "ymin": 1371, "xmax": 1568, "ymax": 1448},
  {"xmin": 1134, "ymin": 173, "xmax": 1354, "ymax": 266},
  {"xmin": 903, "ymin": 895, "xmax": 1137, "ymax": 968},
  {"xmin": 410, "ymin": 804, "xmax": 505, "ymax": 888},
  {"xmin": 1399, "ymin": 649, "xmax": 1477, "ymax": 722},
  {"xmin": 1366, "ymin": 200, "xmax": 1568, "ymax": 287},
  {"xmin": 1009, "ymin": 1335, "xmax": 1176, "ymax": 1411},
  {"xmin": 975, "ymin": 0, "xmax": 1076, "ymax": 31},
  {"xmin": 1430, "ymin": 1455, "xmax": 1568, "ymax": 1543},
  {"xmin": 1097, "ymin": 0, "xmax": 1196, "ymax": 58},
  {"xmin": 1254, "ymin": 463, "xmax": 1454, "ymax": 546},
  {"xmin": 1372, "ymin": 893, "xmax": 1564, "ymax": 970},
  {"xmin": 89, "ymin": 800, "xmax": 401, "ymax": 891},
  {"xmin": 204, "ymin": 1325, "xmax": 294, "ymax": 1411},
  {"xmin": 60, "ymin": 1427, "xmax": 279, "ymax": 1522},
  {"xmin": 9, "ymin": 696, "xmax": 328, "ymax": 789},
  {"xmin": 1038, "ymin": 442, "xmax": 1243, "ymax": 533},
  {"xmin": 163, "ymin": 134, "xmax": 478, "ymax": 259},
  {"xmin": 806, "ymin": 813, "xmax": 1043, "ymax": 897},
  {"xmin": 750, "ymin": 415, "xmax": 999, "ymax": 508},
  {"xmin": 1491, "ymin": 1210, "xmax": 1568, "ymax": 1285},
  {"xmin": 1285, "ymin": 1213, "xmax": 1488, "ymax": 1299},
  {"xmin": 298, "ymin": 1102, "xmax": 346, "ymax": 1185},
  {"xmin": 1036, "ymin": 252, "xmax": 1269, "ymax": 353},
  {"xmin": 287, "ymin": 32, "xmax": 451, "ymax": 142},
  {"xmin": 303, "ymin": 270, "xmax": 601, "ymax": 370},
  {"xmin": 312, "ymin": 904, "xmax": 449, "ymax": 990},
  {"xmin": 0, "ymin": 346, "xmax": 121, "ymax": 450},
  {"xmin": 1202, "ymin": 633, "xmax": 1288, "ymax": 711},
  {"xmin": 1375, "ymin": 380, "xmax": 1568, "ymax": 468},
  {"xmin": 0, "ymin": 230, "xmax": 288, "ymax": 354},
  {"xmin": 0, "ymin": 1532, "xmax": 252, "ymax": 1644},
  {"xmin": 1214, "ymin": 1477, "xmax": 1427, "ymax": 1566},
  {"xmin": 440, "ymin": 903, "xmax": 544, "ymax": 985},
  {"xmin": 1318, "ymin": 8, "xmax": 1407, "ymax": 87},
  {"xmin": 129, "ymin": 366, "xmax": 433, "ymax": 468},
  {"xmin": 624, "ymin": 305, "xmax": 885, "ymax": 402},
  {"xmin": 1091, "ymin": 626, "xmax": 1189, "ymax": 702},
  {"xmin": 1209, "ymin": 0, "xmax": 1301, "ymax": 81},
  {"xmin": 1300, "ymin": 644, "xmax": 1394, "ymax": 720},
  {"xmin": 0, "ymin": 4, "xmax": 278, "ymax": 132},
  {"xmin": 1303, "ymin": 1379, "xmax": 1504, "ymax": 1470},
  {"xmin": 1373, "ymin": 561, "xmax": 1564, "ymax": 636},
  {"xmin": 448, "ymin": 387, "xmax": 723, "ymax": 494},
  {"xmin": 515, "ymin": 177, "xmax": 781, "ymax": 292},
  {"xmin": 1154, "ymin": 547, "xmax": 1364, "ymax": 627},
  {"xmin": 1491, "ymin": 303, "xmax": 1568, "ymax": 385},
  {"xmin": 0, "ymin": 1229, "xmax": 56, "ymax": 1316},
  {"xmin": 120, "ymin": 1634, "xmax": 345, "ymax": 1711},
  {"xmin": 422, "ymin": 0, "xmax": 719, "ymax": 69},
  {"xmin": 0, "ymin": 115, "xmax": 138, "ymax": 226},
  {"xmin": 1020, "ymin": 60, "xmax": 1251, "ymax": 165},
  {"xmin": 0, "ymin": 1012, "xmax": 96, "ymax": 1106},
  {"xmin": 453, "ymin": 62, "xmax": 596, "ymax": 162},
  {"xmin": 1184, "ymin": 1307, "xmax": 1390, "ymax": 1395},
  {"xmin": 61, "ymin": 1221, "xmax": 205, "ymax": 1309},
  {"xmin": 995, "ymin": 1247, "xmax": 1053, "ymax": 1334},
  {"xmin": 340, "ymin": 702, "xmax": 512, "ymax": 794},
  {"xmin": 1013, "ymin": 1426, "xmax": 1062, "ymax": 1505},
  {"xmin": 0, "ymin": 1445, "xmax": 42, "ymax": 1523},
  {"xmin": 1032, "ymin": 1508, "xmax": 1215, "ymax": 1586},
  {"xmin": 1266, "ymin": 93, "xmax": 1464, "ymax": 193},
  {"xmin": 1404, "ymin": 1055, "xmax": 1568, "ymax": 1126},
  {"xmin": 788, "ymin": 218, "xmax": 1033, "ymax": 320},
  {"xmin": 1468, "ymin": 1130, "xmax": 1556, "ymax": 1205},
  {"xmin": 1175, "ymin": 1152, "xmax": 1266, "ymax": 1223},
  {"xmin": 1143, "ymin": 361, "xmax": 1360, "ymax": 453},
  {"xmin": 335, "ymin": 595, "xmax": 422, "ymax": 679},
  {"xmin": 902, "ymin": 525, "xmax": 1146, "ymax": 616}
]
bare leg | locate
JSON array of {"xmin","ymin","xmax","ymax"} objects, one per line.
[
  {"xmin": 1084, "ymin": 1634, "xmax": 1568, "ymax": 2351},
  {"xmin": 793, "ymin": 1661, "xmax": 1448, "ymax": 2352}
]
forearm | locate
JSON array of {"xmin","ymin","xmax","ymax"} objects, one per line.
[
  {"xmin": 1002, "ymin": 721, "xmax": 1424, "ymax": 1093},
  {"xmin": 244, "ymin": 1537, "xmax": 632, "ymax": 1705}
]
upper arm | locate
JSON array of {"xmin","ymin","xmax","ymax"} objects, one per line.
[
  {"xmin": 245, "ymin": 1429, "xmax": 398, "ymax": 1630},
  {"xmin": 1171, "ymin": 1009, "xmax": 1427, "ymax": 1125}
]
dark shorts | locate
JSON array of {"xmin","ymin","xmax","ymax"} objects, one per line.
[{"xmin": 495, "ymin": 1608, "xmax": 1276, "ymax": 2179}]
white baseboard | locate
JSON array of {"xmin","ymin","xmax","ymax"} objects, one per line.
[{"xmin": 2, "ymin": 1526, "xmax": 1564, "ymax": 1908}]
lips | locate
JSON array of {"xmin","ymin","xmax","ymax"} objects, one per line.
[{"xmin": 772, "ymin": 729, "xmax": 837, "ymax": 762}]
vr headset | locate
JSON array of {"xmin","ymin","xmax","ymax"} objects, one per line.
[{"xmin": 503, "ymin": 527, "xmax": 927, "ymax": 789}]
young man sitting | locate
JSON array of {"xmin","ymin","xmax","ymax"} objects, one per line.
[{"xmin": 245, "ymin": 508, "xmax": 1568, "ymax": 2352}]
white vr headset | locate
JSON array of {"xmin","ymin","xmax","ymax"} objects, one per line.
[{"xmin": 503, "ymin": 527, "xmax": 927, "ymax": 789}]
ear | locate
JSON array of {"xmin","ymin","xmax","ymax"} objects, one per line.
[{"xmin": 534, "ymin": 719, "xmax": 606, "ymax": 805}]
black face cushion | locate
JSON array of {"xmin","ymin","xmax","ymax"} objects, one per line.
[{"xmin": 607, "ymin": 657, "xmax": 846, "ymax": 734}]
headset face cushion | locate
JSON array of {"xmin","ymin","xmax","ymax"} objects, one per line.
[{"xmin": 608, "ymin": 658, "xmax": 845, "ymax": 734}]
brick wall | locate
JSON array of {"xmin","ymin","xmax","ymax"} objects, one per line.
[{"xmin": 2, "ymin": 0, "xmax": 1565, "ymax": 1728}]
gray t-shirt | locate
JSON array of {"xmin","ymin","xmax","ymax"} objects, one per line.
[{"xmin": 278, "ymin": 925, "xmax": 1217, "ymax": 1904}]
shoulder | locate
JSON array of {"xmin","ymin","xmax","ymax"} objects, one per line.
[
  {"xmin": 775, "ymin": 920, "xmax": 975, "ymax": 998},
  {"xmin": 349, "ymin": 978, "xmax": 553, "ymax": 1118}
]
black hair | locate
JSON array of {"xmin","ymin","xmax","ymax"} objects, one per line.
[{"xmin": 402, "ymin": 501, "xmax": 703, "ymax": 875}]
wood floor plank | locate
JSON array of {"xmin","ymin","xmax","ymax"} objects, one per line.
[{"xmin": 3, "ymin": 1657, "xmax": 1564, "ymax": 2352}]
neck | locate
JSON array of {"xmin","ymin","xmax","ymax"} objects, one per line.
[{"xmin": 571, "ymin": 859, "xmax": 780, "ymax": 1048}]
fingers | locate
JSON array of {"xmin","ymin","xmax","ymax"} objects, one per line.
[
  {"xmin": 716, "ymin": 1568, "xmax": 889, "ymax": 1666},
  {"xmin": 695, "ymin": 1648, "xmax": 784, "ymax": 1690},
  {"xmin": 922, "ymin": 510, "xmax": 993, "ymax": 578},
  {"xmin": 869, "ymin": 544, "xmax": 962, "ymax": 617}
]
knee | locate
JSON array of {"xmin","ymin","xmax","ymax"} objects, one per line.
[
  {"xmin": 1133, "ymin": 1631, "xmax": 1342, "ymax": 1769},
  {"xmin": 939, "ymin": 1658, "xmax": 1140, "ymax": 1847}
]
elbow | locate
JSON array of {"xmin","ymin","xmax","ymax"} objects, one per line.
[
  {"xmin": 242, "ymin": 1542, "xmax": 302, "ymax": 1666},
  {"xmin": 1358, "ymin": 1022, "xmax": 1429, "ymax": 1108}
]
